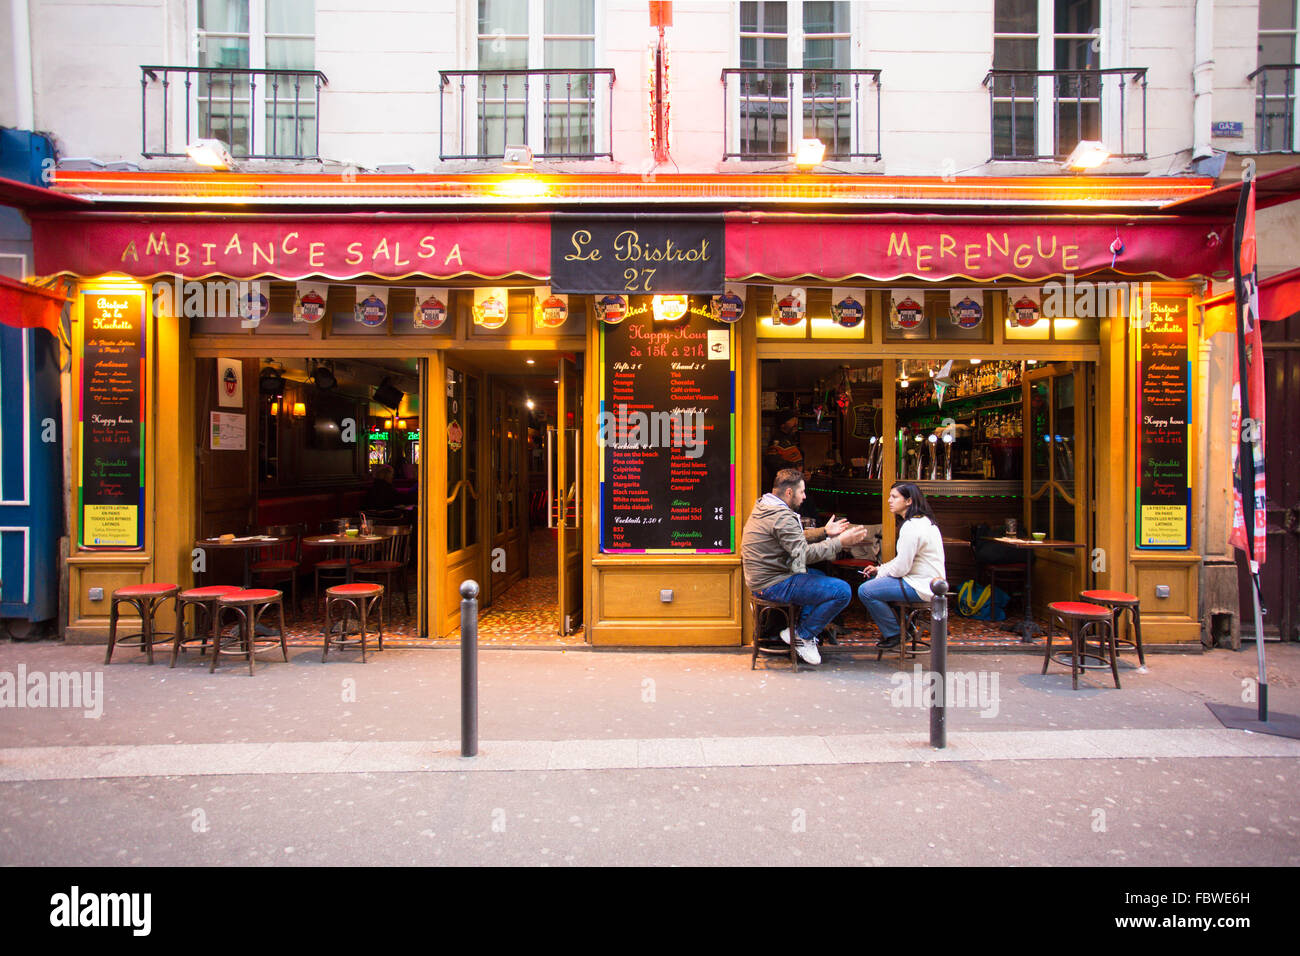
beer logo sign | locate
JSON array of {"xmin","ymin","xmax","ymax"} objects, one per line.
[
  {"xmin": 472, "ymin": 293, "xmax": 507, "ymax": 329},
  {"xmin": 222, "ymin": 365, "xmax": 239, "ymax": 397},
  {"xmin": 415, "ymin": 295, "xmax": 447, "ymax": 330},
  {"xmin": 832, "ymin": 295, "xmax": 864, "ymax": 328},
  {"xmin": 892, "ymin": 295, "xmax": 924, "ymax": 329},
  {"xmin": 772, "ymin": 286, "xmax": 806, "ymax": 326},
  {"xmin": 240, "ymin": 290, "xmax": 269, "ymax": 326},
  {"xmin": 356, "ymin": 294, "xmax": 387, "ymax": 327},
  {"xmin": 294, "ymin": 289, "xmax": 326, "ymax": 324},
  {"xmin": 1012, "ymin": 293, "xmax": 1040, "ymax": 327},
  {"xmin": 950, "ymin": 294, "xmax": 983, "ymax": 329},
  {"xmin": 537, "ymin": 295, "xmax": 569, "ymax": 328},
  {"xmin": 594, "ymin": 294, "xmax": 627, "ymax": 325},
  {"xmin": 710, "ymin": 291, "xmax": 745, "ymax": 323}
]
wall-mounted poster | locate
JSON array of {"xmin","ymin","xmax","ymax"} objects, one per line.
[
  {"xmin": 293, "ymin": 281, "xmax": 328, "ymax": 323},
  {"xmin": 948, "ymin": 290, "xmax": 983, "ymax": 329},
  {"xmin": 771, "ymin": 285, "xmax": 806, "ymax": 325},
  {"xmin": 1136, "ymin": 296, "xmax": 1191, "ymax": 549},
  {"xmin": 217, "ymin": 357, "xmax": 242, "ymax": 408},
  {"xmin": 1010, "ymin": 289, "xmax": 1041, "ymax": 327},
  {"xmin": 831, "ymin": 287, "xmax": 867, "ymax": 328},
  {"xmin": 709, "ymin": 284, "xmax": 746, "ymax": 323},
  {"xmin": 889, "ymin": 289, "xmax": 926, "ymax": 330},
  {"xmin": 472, "ymin": 287, "xmax": 508, "ymax": 329},
  {"xmin": 210, "ymin": 411, "xmax": 246, "ymax": 450},
  {"xmin": 354, "ymin": 286, "xmax": 389, "ymax": 327},
  {"xmin": 78, "ymin": 289, "xmax": 146, "ymax": 549},
  {"xmin": 413, "ymin": 287, "xmax": 449, "ymax": 329}
]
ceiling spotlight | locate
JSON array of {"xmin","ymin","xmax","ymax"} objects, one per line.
[
  {"xmin": 311, "ymin": 361, "xmax": 337, "ymax": 391},
  {"xmin": 526, "ymin": 357, "xmax": 536, "ymax": 365},
  {"xmin": 259, "ymin": 364, "xmax": 286, "ymax": 396},
  {"xmin": 185, "ymin": 138, "xmax": 237, "ymax": 171},
  {"xmin": 373, "ymin": 377, "xmax": 404, "ymax": 410}
]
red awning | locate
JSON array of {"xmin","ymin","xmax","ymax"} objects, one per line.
[
  {"xmin": 1201, "ymin": 265, "xmax": 1300, "ymax": 336},
  {"xmin": 29, "ymin": 213, "xmax": 551, "ymax": 281},
  {"xmin": 0, "ymin": 275, "xmax": 69, "ymax": 336},
  {"xmin": 0, "ymin": 175, "xmax": 93, "ymax": 211},
  {"xmin": 1159, "ymin": 163, "xmax": 1300, "ymax": 215},
  {"xmin": 724, "ymin": 216, "xmax": 1233, "ymax": 283}
]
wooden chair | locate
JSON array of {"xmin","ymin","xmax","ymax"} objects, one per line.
[
  {"xmin": 353, "ymin": 525, "xmax": 412, "ymax": 619},
  {"xmin": 311, "ymin": 520, "xmax": 352, "ymax": 614},
  {"xmin": 252, "ymin": 524, "xmax": 302, "ymax": 618},
  {"xmin": 749, "ymin": 592, "xmax": 801, "ymax": 672}
]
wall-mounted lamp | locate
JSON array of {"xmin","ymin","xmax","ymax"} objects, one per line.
[
  {"xmin": 502, "ymin": 144, "xmax": 534, "ymax": 170},
  {"xmin": 185, "ymin": 138, "xmax": 237, "ymax": 171},
  {"xmin": 292, "ymin": 402, "xmax": 306, "ymax": 418},
  {"xmin": 270, "ymin": 401, "xmax": 280, "ymax": 417},
  {"xmin": 1062, "ymin": 139, "xmax": 1110, "ymax": 171},
  {"xmin": 792, "ymin": 138, "xmax": 826, "ymax": 171}
]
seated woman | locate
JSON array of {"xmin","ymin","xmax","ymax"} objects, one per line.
[{"xmin": 857, "ymin": 481, "xmax": 946, "ymax": 649}]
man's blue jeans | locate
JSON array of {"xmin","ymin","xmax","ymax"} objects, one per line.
[
  {"xmin": 857, "ymin": 575, "xmax": 921, "ymax": 640},
  {"xmin": 754, "ymin": 568, "xmax": 851, "ymax": 643}
]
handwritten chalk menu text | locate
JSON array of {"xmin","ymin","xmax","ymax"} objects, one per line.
[
  {"xmin": 79, "ymin": 290, "xmax": 145, "ymax": 549},
  {"xmin": 600, "ymin": 300, "xmax": 734, "ymax": 553},
  {"xmin": 551, "ymin": 218, "xmax": 724, "ymax": 295},
  {"xmin": 1136, "ymin": 296, "xmax": 1190, "ymax": 549}
]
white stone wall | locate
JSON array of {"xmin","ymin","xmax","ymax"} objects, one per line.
[{"xmin": 0, "ymin": 0, "xmax": 1283, "ymax": 174}]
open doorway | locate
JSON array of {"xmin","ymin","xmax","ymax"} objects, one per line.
[
  {"xmin": 442, "ymin": 349, "xmax": 584, "ymax": 643},
  {"xmin": 193, "ymin": 355, "xmax": 424, "ymax": 643}
]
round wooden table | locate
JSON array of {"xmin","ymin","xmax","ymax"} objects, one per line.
[
  {"xmin": 194, "ymin": 535, "xmax": 290, "ymax": 589},
  {"xmin": 302, "ymin": 534, "xmax": 383, "ymax": 584}
]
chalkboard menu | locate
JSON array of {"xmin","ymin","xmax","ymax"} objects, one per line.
[
  {"xmin": 1136, "ymin": 296, "xmax": 1190, "ymax": 549},
  {"xmin": 600, "ymin": 299, "xmax": 734, "ymax": 552},
  {"xmin": 79, "ymin": 290, "xmax": 146, "ymax": 549}
]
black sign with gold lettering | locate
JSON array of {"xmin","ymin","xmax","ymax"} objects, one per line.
[
  {"xmin": 550, "ymin": 218, "xmax": 724, "ymax": 295},
  {"xmin": 1136, "ymin": 296, "xmax": 1190, "ymax": 549}
]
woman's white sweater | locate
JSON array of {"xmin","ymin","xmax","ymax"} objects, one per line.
[{"xmin": 874, "ymin": 516, "xmax": 947, "ymax": 599}]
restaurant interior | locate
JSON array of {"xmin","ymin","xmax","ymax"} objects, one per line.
[
  {"xmin": 193, "ymin": 351, "xmax": 565, "ymax": 645},
  {"xmin": 760, "ymin": 355, "xmax": 1090, "ymax": 644}
]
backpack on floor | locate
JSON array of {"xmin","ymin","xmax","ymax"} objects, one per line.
[{"xmin": 956, "ymin": 579, "xmax": 1009, "ymax": 621}]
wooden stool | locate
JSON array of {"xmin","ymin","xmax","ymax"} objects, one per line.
[
  {"xmin": 170, "ymin": 585, "xmax": 242, "ymax": 667},
  {"xmin": 106, "ymin": 583, "xmax": 179, "ymax": 665},
  {"xmin": 984, "ymin": 562, "xmax": 1026, "ymax": 612},
  {"xmin": 213, "ymin": 589, "xmax": 288, "ymax": 675},
  {"xmin": 1043, "ymin": 601, "xmax": 1119, "ymax": 689},
  {"xmin": 1080, "ymin": 590, "xmax": 1146, "ymax": 668},
  {"xmin": 879, "ymin": 600, "xmax": 933, "ymax": 663},
  {"xmin": 749, "ymin": 593, "xmax": 800, "ymax": 672},
  {"xmin": 323, "ymin": 583, "xmax": 385, "ymax": 663}
]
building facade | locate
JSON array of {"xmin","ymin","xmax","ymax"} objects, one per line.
[{"xmin": 2, "ymin": 0, "xmax": 1298, "ymax": 646}]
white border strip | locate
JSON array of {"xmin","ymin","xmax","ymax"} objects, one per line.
[
  {"xmin": 0, "ymin": 327, "xmax": 32, "ymax": 506},
  {"xmin": 0, "ymin": 526, "xmax": 31, "ymax": 603}
]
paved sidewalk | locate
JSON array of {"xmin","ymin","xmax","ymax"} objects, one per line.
[{"xmin": 2, "ymin": 640, "xmax": 1298, "ymax": 866}]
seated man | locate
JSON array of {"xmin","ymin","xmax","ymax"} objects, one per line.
[{"xmin": 741, "ymin": 467, "xmax": 868, "ymax": 665}]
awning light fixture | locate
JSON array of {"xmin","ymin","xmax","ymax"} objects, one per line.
[
  {"xmin": 502, "ymin": 144, "xmax": 534, "ymax": 171},
  {"xmin": 793, "ymin": 138, "xmax": 826, "ymax": 171},
  {"xmin": 1063, "ymin": 140, "xmax": 1110, "ymax": 172},
  {"xmin": 185, "ymin": 138, "xmax": 237, "ymax": 171}
]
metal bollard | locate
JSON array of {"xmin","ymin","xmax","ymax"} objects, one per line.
[
  {"xmin": 460, "ymin": 579, "xmax": 479, "ymax": 757},
  {"xmin": 929, "ymin": 578, "xmax": 948, "ymax": 750}
]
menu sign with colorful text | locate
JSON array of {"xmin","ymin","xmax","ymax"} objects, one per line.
[
  {"xmin": 600, "ymin": 300, "xmax": 734, "ymax": 553},
  {"xmin": 79, "ymin": 290, "xmax": 146, "ymax": 549},
  {"xmin": 1136, "ymin": 296, "xmax": 1191, "ymax": 549},
  {"xmin": 552, "ymin": 219, "xmax": 724, "ymax": 295}
]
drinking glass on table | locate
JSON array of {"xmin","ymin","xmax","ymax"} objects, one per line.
[{"xmin": 1004, "ymin": 517, "xmax": 1018, "ymax": 538}]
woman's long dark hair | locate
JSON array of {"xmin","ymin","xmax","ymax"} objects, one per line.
[{"xmin": 891, "ymin": 481, "xmax": 938, "ymax": 524}]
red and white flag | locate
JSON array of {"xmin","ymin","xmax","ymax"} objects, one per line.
[{"xmin": 1229, "ymin": 175, "xmax": 1267, "ymax": 570}]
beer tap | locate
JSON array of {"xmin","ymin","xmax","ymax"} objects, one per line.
[
  {"xmin": 927, "ymin": 433, "xmax": 939, "ymax": 480},
  {"xmin": 942, "ymin": 430, "xmax": 955, "ymax": 480},
  {"xmin": 912, "ymin": 434, "xmax": 925, "ymax": 480}
]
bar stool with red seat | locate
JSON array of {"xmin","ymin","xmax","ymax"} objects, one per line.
[
  {"xmin": 170, "ymin": 584, "xmax": 243, "ymax": 667},
  {"xmin": 1043, "ymin": 601, "xmax": 1120, "ymax": 689},
  {"xmin": 212, "ymin": 589, "xmax": 288, "ymax": 675},
  {"xmin": 1080, "ymin": 589, "xmax": 1146, "ymax": 669},
  {"xmin": 323, "ymin": 582, "xmax": 385, "ymax": 663},
  {"xmin": 106, "ymin": 583, "xmax": 180, "ymax": 665},
  {"xmin": 749, "ymin": 592, "xmax": 800, "ymax": 671}
]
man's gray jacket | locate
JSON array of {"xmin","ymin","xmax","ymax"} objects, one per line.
[{"xmin": 741, "ymin": 494, "xmax": 841, "ymax": 591}]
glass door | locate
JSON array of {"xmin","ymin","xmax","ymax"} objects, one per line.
[
  {"xmin": 551, "ymin": 354, "xmax": 583, "ymax": 634},
  {"xmin": 442, "ymin": 360, "xmax": 481, "ymax": 635}
]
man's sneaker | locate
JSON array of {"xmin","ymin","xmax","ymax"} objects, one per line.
[
  {"xmin": 795, "ymin": 638, "xmax": 821, "ymax": 665},
  {"xmin": 779, "ymin": 626, "xmax": 793, "ymax": 645}
]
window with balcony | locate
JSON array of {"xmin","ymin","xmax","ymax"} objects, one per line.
[
  {"xmin": 141, "ymin": 0, "xmax": 323, "ymax": 160},
  {"xmin": 439, "ymin": 0, "xmax": 612, "ymax": 161},
  {"xmin": 1254, "ymin": 0, "xmax": 1299, "ymax": 151},
  {"xmin": 724, "ymin": 1, "xmax": 879, "ymax": 161},
  {"xmin": 196, "ymin": 0, "xmax": 318, "ymax": 157},
  {"xmin": 986, "ymin": 0, "xmax": 1146, "ymax": 162}
]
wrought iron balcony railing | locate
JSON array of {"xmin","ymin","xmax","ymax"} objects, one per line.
[
  {"xmin": 982, "ymin": 68, "xmax": 1147, "ymax": 162},
  {"xmin": 1249, "ymin": 64, "xmax": 1300, "ymax": 152},
  {"xmin": 721, "ymin": 67, "xmax": 882, "ymax": 161},
  {"xmin": 438, "ymin": 69, "xmax": 616, "ymax": 161},
  {"xmin": 140, "ymin": 65, "xmax": 328, "ymax": 160}
]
